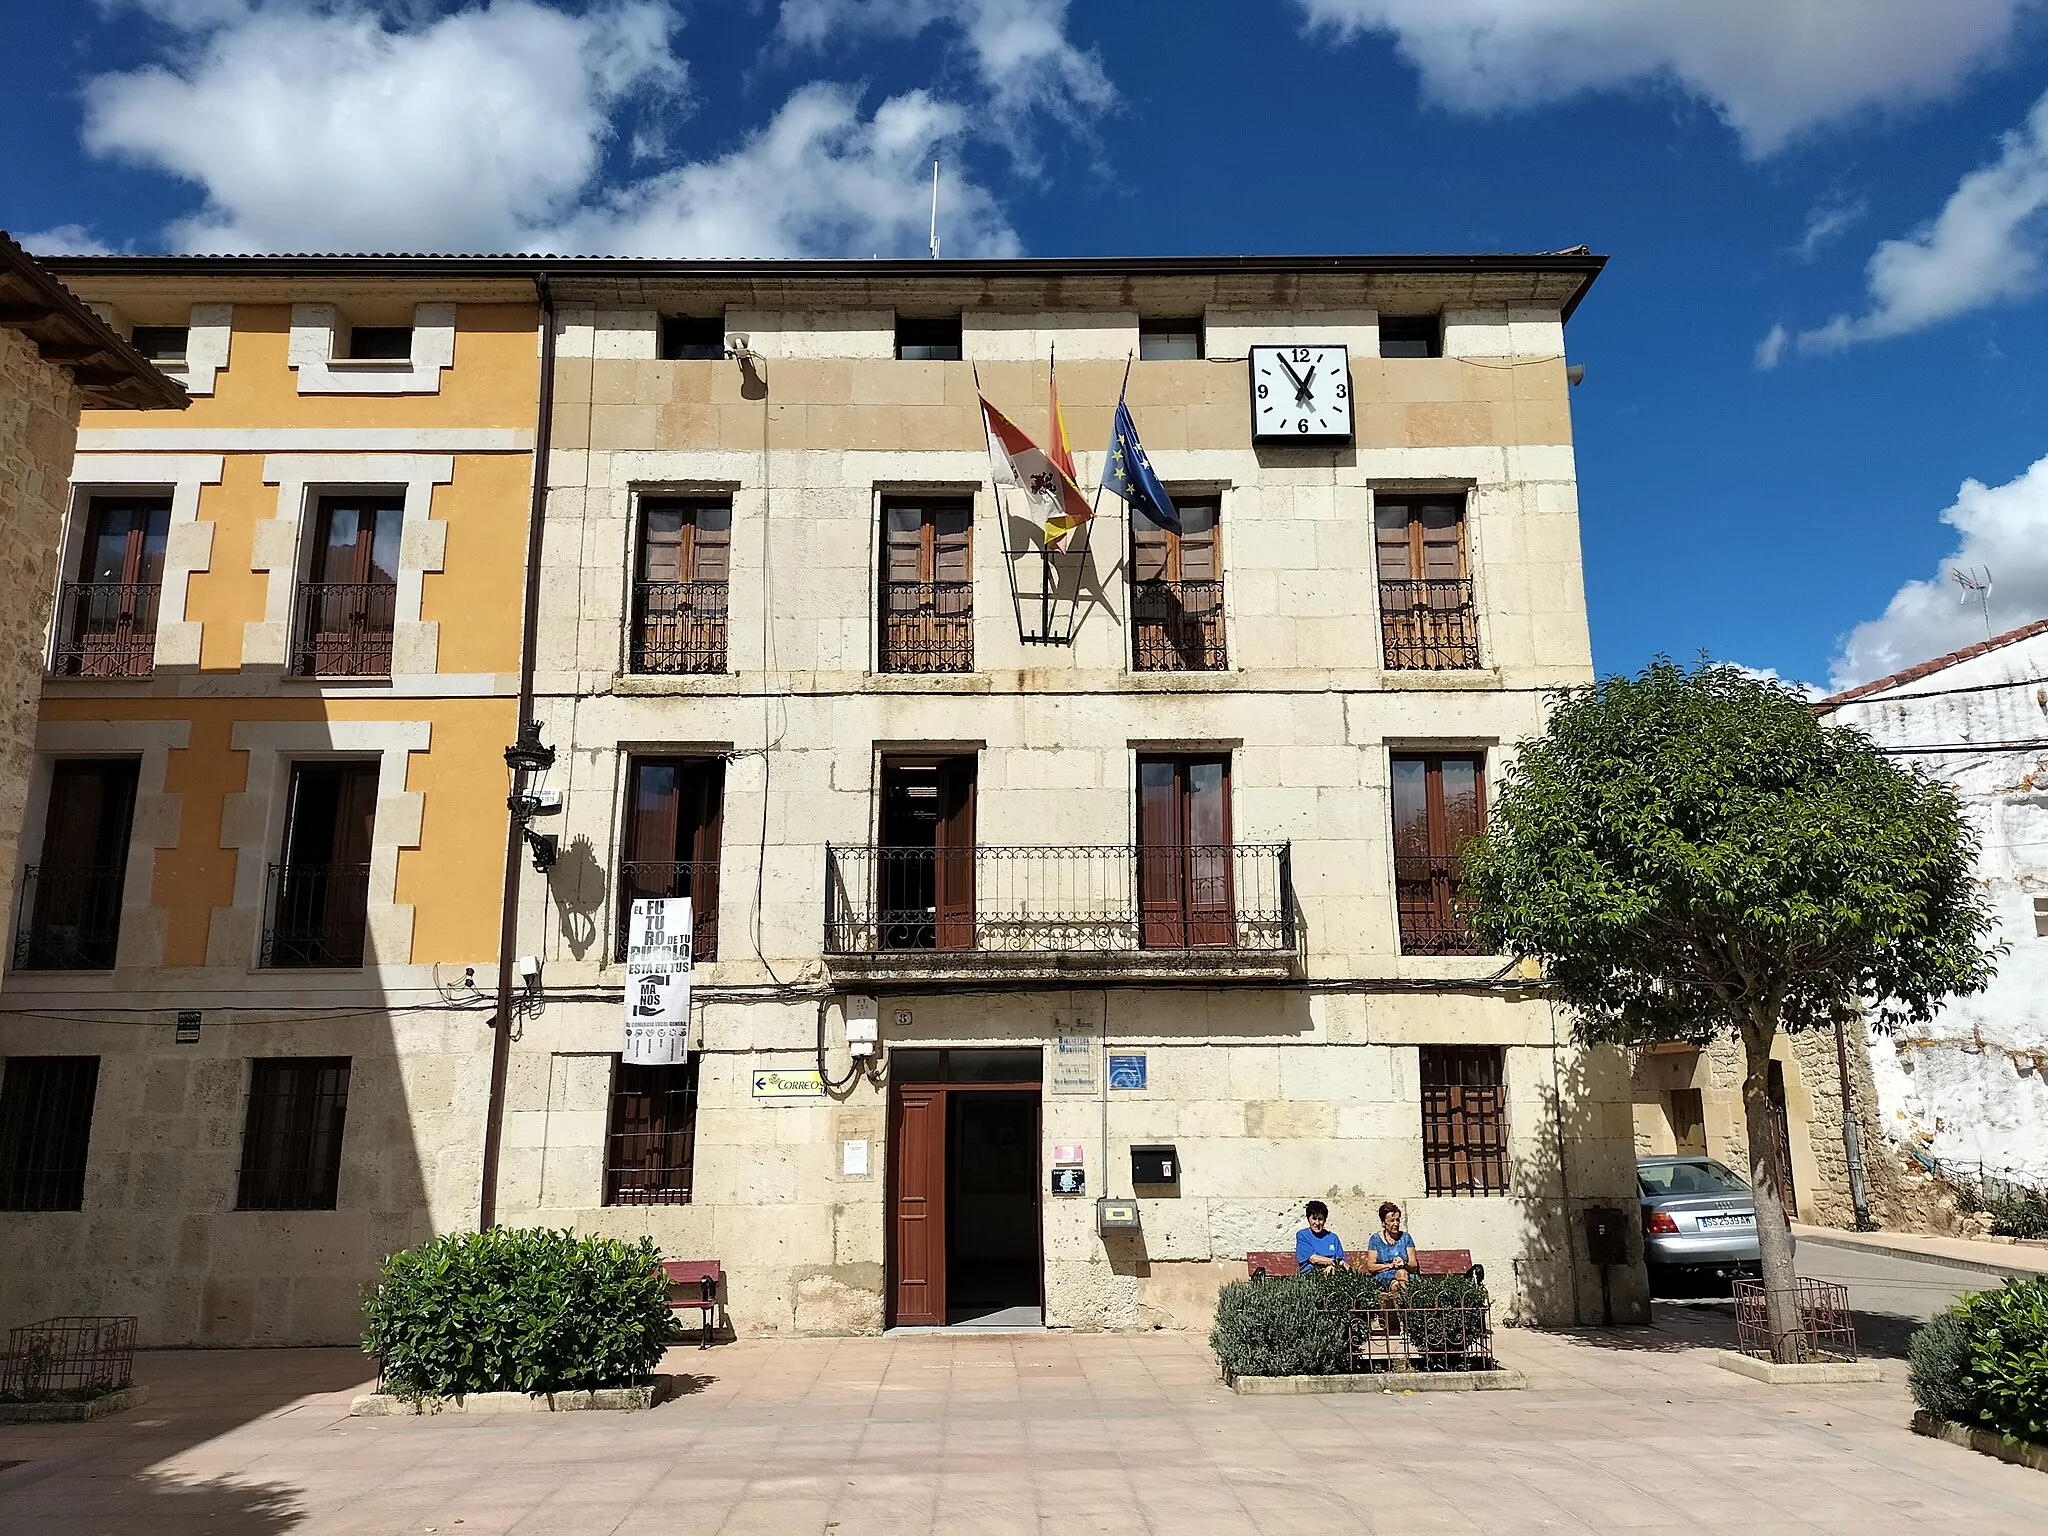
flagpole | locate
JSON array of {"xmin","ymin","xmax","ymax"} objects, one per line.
[
  {"xmin": 1061, "ymin": 349, "xmax": 1132, "ymax": 642},
  {"xmin": 1042, "ymin": 343, "xmax": 1057, "ymax": 638}
]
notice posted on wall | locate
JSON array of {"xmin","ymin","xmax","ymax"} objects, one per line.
[{"xmin": 623, "ymin": 896, "xmax": 693, "ymax": 1065}]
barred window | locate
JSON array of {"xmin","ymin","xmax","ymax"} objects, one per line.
[
  {"xmin": 604, "ymin": 1058, "xmax": 701, "ymax": 1205},
  {"xmin": 1420, "ymin": 1045, "xmax": 1508, "ymax": 1196},
  {"xmin": 236, "ymin": 1058, "xmax": 351, "ymax": 1211},
  {"xmin": 0, "ymin": 1056, "xmax": 100, "ymax": 1211}
]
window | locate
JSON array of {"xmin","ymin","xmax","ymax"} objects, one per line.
[
  {"xmin": 1131, "ymin": 496, "xmax": 1224, "ymax": 671},
  {"xmin": 16, "ymin": 760, "xmax": 137, "ymax": 971},
  {"xmin": 604, "ymin": 1057, "xmax": 701, "ymax": 1204},
  {"xmin": 659, "ymin": 315, "xmax": 725, "ymax": 360},
  {"xmin": 1376, "ymin": 494, "xmax": 1478, "ymax": 670},
  {"xmin": 878, "ymin": 756, "xmax": 977, "ymax": 950},
  {"xmin": 1379, "ymin": 314, "xmax": 1442, "ymax": 359},
  {"xmin": 55, "ymin": 495, "xmax": 170, "ymax": 678},
  {"xmin": 2035, "ymin": 896, "xmax": 2048, "ymax": 937},
  {"xmin": 1391, "ymin": 753, "xmax": 1487, "ymax": 955},
  {"xmin": 895, "ymin": 314, "xmax": 962, "ymax": 361},
  {"xmin": 1137, "ymin": 755, "xmax": 1234, "ymax": 949},
  {"xmin": 618, "ymin": 757, "xmax": 724, "ymax": 961},
  {"xmin": 128, "ymin": 326, "xmax": 188, "ymax": 363},
  {"xmin": 264, "ymin": 762, "xmax": 377, "ymax": 968},
  {"xmin": 236, "ymin": 1058, "xmax": 351, "ymax": 1211},
  {"xmin": 294, "ymin": 493, "xmax": 401, "ymax": 677},
  {"xmin": 880, "ymin": 498, "xmax": 972, "ymax": 673},
  {"xmin": 0, "ymin": 1057, "xmax": 100, "ymax": 1212},
  {"xmin": 344, "ymin": 325, "xmax": 413, "ymax": 360},
  {"xmin": 1420, "ymin": 1046, "xmax": 1508, "ymax": 1195},
  {"xmin": 630, "ymin": 497, "xmax": 730, "ymax": 673},
  {"xmin": 1138, "ymin": 318, "xmax": 1203, "ymax": 360}
]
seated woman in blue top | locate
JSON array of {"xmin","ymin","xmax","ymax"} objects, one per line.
[
  {"xmin": 1295, "ymin": 1200, "xmax": 1347, "ymax": 1273},
  {"xmin": 1363, "ymin": 1201, "xmax": 1418, "ymax": 1291}
]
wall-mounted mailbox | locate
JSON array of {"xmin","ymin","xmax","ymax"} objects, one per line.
[
  {"xmin": 1583, "ymin": 1204, "xmax": 1631, "ymax": 1268},
  {"xmin": 1095, "ymin": 1198, "xmax": 1140, "ymax": 1233},
  {"xmin": 1130, "ymin": 1145, "xmax": 1178, "ymax": 1186}
]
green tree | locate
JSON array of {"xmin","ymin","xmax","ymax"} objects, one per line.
[{"xmin": 1461, "ymin": 660, "xmax": 1998, "ymax": 1359}]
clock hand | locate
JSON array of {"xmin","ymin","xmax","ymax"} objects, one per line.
[{"xmin": 1273, "ymin": 352, "xmax": 1308, "ymax": 393}]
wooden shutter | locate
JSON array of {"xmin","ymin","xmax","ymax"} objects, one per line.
[
  {"xmin": 1137, "ymin": 758, "xmax": 1183, "ymax": 948},
  {"xmin": 889, "ymin": 1085, "xmax": 947, "ymax": 1326},
  {"xmin": 932, "ymin": 503, "xmax": 971, "ymax": 630},
  {"xmin": 1131, "ymin": 513, "xmax": 1170, "ymax": 582},
  {"xmin": 690, "ymin": 502, "xmax": 731, "ymax": 584},
  {"xmin": 639, "ymin": 504, "xmax": 685, "ymax": 582},
  {"xmin": 934, "ymin": 756, "xmax": 976, "ymax": 950},
  {"xmin": 1419, "ymin": 500, "xmax": 1464, "ymax": 582},
  {"xmin": 688, "ymin": 759, "xmax": 725, "ymax": 960},
  {"xmin": 332, "ymin": 764, "xmax": 380, "ymax": 867},
  {"xmin": 1375, "ymin": 502, "xmax": 1418, "ymax": 582},
  {"xmin": 41, "ymin": 761, "xmax": 138, "ymax": 871}
]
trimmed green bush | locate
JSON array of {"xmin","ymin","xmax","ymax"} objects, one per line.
[
  {"xmin": 362, "ymin": 1228, "xmax": 676, "ymax": 1398},
  {"xmin": 1909, "ymin": 1277, "xmax": 2048, "ymax": 1443},
  {"xmin": 1209, "ymin": 1276, "xmax": 1349, "ymax": 1377},
  {"xmin": 1986, "ymin": 1189, "xmax": 2048, "ymax": 1240}
]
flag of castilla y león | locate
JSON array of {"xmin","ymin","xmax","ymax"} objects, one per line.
[{"xmin": 979, "ymin": 358, "xmax": 1094, "ymax": 552}]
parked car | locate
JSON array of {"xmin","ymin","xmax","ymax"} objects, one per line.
[{"xmin": 1637, "ymin": 1156, "xmax": 1792, "ymax": 1295}]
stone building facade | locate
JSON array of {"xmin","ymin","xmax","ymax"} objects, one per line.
[
  {"xmin": 1818, "ymin": 620, "xmax": 2048, "ymax": 1192},
  {"xmin": 1, "ymin": 252, "xmax": 1650, "ymax": 1345}
]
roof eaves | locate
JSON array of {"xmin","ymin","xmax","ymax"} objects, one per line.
[
  {"xmin": 1815, "ymin": 616, "xmax": 2048, "ymax": 710},
  {"xmin": 0, "ymin": 230, "xmax": 189, "ymax": 411}
]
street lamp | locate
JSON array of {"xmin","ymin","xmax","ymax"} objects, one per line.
[{"xmin": 505, "ymin": 719, "xmax": 561, "ymax": 872}]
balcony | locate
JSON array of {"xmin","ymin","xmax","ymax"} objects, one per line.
[
  {"xmin": 262, "ymin": 861, "xmax": 370, "ymax": 968},
  {"xmin": 1380, "ymin": 578, "xmax": 1480, "ymax": 670},
  {"xmin": 629, "ymin": 580, "xmax": 728, "ymax": 674},
  {"xmin": 51, "ymin": 582, "xmax": 159, "ymax": 678},
  {"xmin": 824, "ymin": 843, "xmax": 1296, "ymax": 978},
  {"xmin": 13, "ymin": 864, "xmax": 124, "ymax": 970},
  {"xmin": 880, "ymin": 581, "xmax": 972, "ymax": 673},
  {"xmin": 1394, "ymin": 854, "xmax": 1487, "ymax": 955},
  {"xmin": 291, "ymin": 582, "xmax": 396, "ymax": 678},
  {"xmin": 1131, "ymin": 579, "xmax": 1226, "ymax": 672},
  {"xmin": 614, "ymin": 860, "xmax": 721, "ymax": 962}
]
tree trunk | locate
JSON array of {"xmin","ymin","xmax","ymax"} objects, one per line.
[{"xmin": 1739, "ymin": 1018, "xmax": 1804, "ymax": 1362}]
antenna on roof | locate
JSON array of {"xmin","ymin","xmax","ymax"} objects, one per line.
[
  {"xmin": 929, "ymin": 161, "xmax": 941, "ymax": 260},
  {"xmin": 1951, "ymin": 566, "xmax": 1994, "ymax": 641}
]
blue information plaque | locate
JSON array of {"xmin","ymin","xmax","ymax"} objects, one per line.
[{"xmin": 1108, "ymin": 1054, "xmax": 1147, "ymax": 1091}]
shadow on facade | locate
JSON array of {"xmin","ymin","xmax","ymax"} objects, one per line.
[{"xmin": 547, "ymin": 831, "xmax": 606, "ymax": 960}]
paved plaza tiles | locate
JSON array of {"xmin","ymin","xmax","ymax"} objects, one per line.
[{"xmin": 3, "ymin": 1311, "xmax": 2047, "ymax": 1534}]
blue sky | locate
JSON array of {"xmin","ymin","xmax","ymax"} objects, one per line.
[{"xmin": 8, "ymin": 2, "xmax": 2048, "ymax": 691}]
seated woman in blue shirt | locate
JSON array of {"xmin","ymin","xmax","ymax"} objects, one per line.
[
  {"xmin": 1294, "ymin": 1200, "xmax": 1347, "ymax": 1274},
  {"xmin": 1363, "ymin": 1201, "xmax": 1418, "ymax": 1291}
]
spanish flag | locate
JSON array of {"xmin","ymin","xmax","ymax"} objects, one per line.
[{"xmin": 980, "ymin": 370, "xmax": 1093, "ymax": 553}]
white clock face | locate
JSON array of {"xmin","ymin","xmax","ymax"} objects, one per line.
[{"xmin": 1250, "ymin": 344, "xmax": 1352, "ymax": 441}]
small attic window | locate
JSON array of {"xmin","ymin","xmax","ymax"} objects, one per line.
[
  {"xmin": 344, "ymin": 325, "xmax": 414, "ymax": 360},
  {"xmin": 129, "ymin": 326, "xmax": 189, "ymax": 363},
  {"xmin": 1379, "ymin": 314, "xmax": 1442, "ymax": 359},
  {"xmin": 896, "ymin": 314, "xmax": 962, "ymax": 361},
  {"xmin": 1139, "ymin": 318, "xmax": 1203, "ymax": 360},
  {"xmin": 660, "ymin": 315, "xmax": 726, "ymax": 360}
]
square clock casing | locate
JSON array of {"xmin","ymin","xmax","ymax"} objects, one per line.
[{"xmin": 1249, "ymin": 343, "xmax": 1353, "ymax": 443}]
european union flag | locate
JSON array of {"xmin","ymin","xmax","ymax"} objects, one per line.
[{"xmin": 1100, "ymin": 397, "xmax": 1179, "ymax": 535}]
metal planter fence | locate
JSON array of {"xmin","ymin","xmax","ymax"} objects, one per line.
[
  {"xmin": 0, "ymin": 1316, "xmax": 136, "ymax": 1401},
  {"xmin": 1732, "ymin": 1277, "xmax": 1858, "ymax": 1363},
  {"xmin": 1347, "ymin": 1291, "xmax": 1496, "ymax": 1373}
]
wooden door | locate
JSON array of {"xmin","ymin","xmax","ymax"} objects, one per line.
[
  {"xmin": 934, "ymin": 756, "xmax": 977, "ymax": 950},
  {"xmin": 890, "ymin": 1086, "xmax": 947, "ymax": 1326},
  {"xmin": 73, "ymin": 498, "xmax": 170, "ymax": 675},
  {"xmin": 1137, "ymin": 756, "xmax": 1234, "ymax": 949}
]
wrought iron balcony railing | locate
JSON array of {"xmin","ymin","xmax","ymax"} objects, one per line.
[
  {"xmin": 629, "ymin": 580, "xmax": 728, "ymax": 674},
  {"xmin": 1380, "ymin": 578, "xmax": 1480, "ymax": 670},
  {"xmin": 614, "ymin": 860, "xmax": 721, "ymax": 962},
  {"xmin": 1131, "ymin": 579, "xmax": 1227, "ymax": 672},
  {"xmin": 824, "ymin": 843, "xmax": 1294, "ymax": 957},
  {"xmin": 291, "ymin": 581, "xmax": 397, "ymax": 678},
  {"xmin": 880, "ymin": 581, "xmax": 973, "ymax": 673},
  {"xmin": 262, "ymin": 861, "xmax": 371, "ymax": 968},
  {"xmin": 51, "ymin": 582, "xmax": 160, "ymax": 678},
  {"xmin": 13, "ymin": 864, "xmax": 125, "ymax": 970},
  {"xmin": 1394, "ymin": 854, "xmax": 1487, "ymax": 955}
]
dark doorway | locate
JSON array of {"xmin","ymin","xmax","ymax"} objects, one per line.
[
  {"xmin": 886, "ymin": 1048, "xmax": 1041, "ymax": 1329},
  {"xmin": 1767, "ymin": 1060, "xmax": 1798, "ymax": 1210},
  {"xmin": 878, "ymin": 756, "xmax": 976, "ymax": 950}
]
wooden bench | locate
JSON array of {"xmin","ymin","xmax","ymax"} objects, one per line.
[
  {"xmin": 1245, "ymin": 1248, "xmax": 1486, "ymax": 1284},
  {"xmin": 661, "ymin": 1259, "xmax": 723, "ymax": 1349},
  {"xmin": 1246, "ymin": 1250, "xmax": 1299, "ymax": 1280}
]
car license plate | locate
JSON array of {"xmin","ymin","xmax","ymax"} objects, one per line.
[{"xmin": 1699, "ymin": 1214, "xmax": 1754, "ymax": 1229}]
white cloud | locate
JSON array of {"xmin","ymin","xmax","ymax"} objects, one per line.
[
  {"xmin": 70, "ymin": 1, "xmax": 1017, "ymax": 258},
  {"xmin": 19, "ymin": 225, "xmax": 114, "ymax": 256},
  {"xmin": 1791, "ymin": 194, "xmax": 1867, "ymax": 261},
  {"xmin": 541, "ymin": 83, "xmax": 1019, "ymax": 257},
  {"xmin": 1754, "ymin": 322, "xmax": 1788, "ymax": 371},
  {"xmin": 1798, "ymin": 88, "xmax": 2048, "ymax": 353},
  {"xmin": 775, "ymin": 0, "xmax": 1112, "ymax": 164},
  {"xmin": 1830, "ymin": 454, "xmax": 2048, "ymax": 690},
  {"xmin": 1295, "ymin": 0, "xmax": 2037, "ymax": 156},
  {"xmin": 1728, "ymin": 662, "xmax": 1822, "ymax": 700}
]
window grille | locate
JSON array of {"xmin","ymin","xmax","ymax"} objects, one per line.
[
  {"xmin": 604, "ymin": 1058, "xmax": 700, "ymax": 1205},
  {"xmin": 0, "ymin": 1057, "xmax": 100, "ymax": 1212},
  {"xmin": 236, "ymin": 1058, "xmax": 351, "ymax": 1211},
  {"xmin": 1420, "ymin": 1045, "xmax": 1508, "ymax": 1196}
]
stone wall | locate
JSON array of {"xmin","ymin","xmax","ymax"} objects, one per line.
[{"xmin": 0, "ymin": 325, "xmax": 77, "ymax": 918}]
